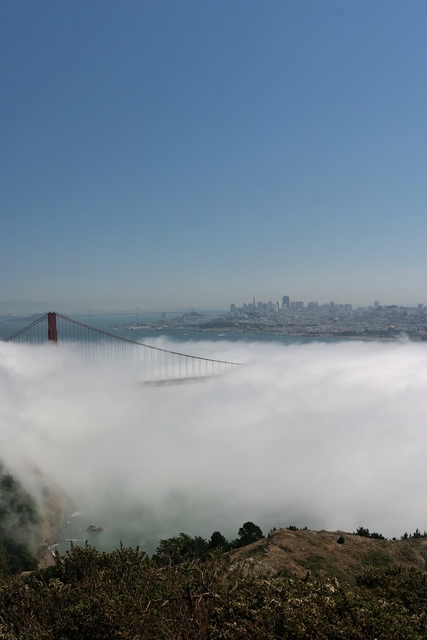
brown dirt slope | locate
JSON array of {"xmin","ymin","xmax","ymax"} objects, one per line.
[{"xmin": 229, "ymin": 528, "xmax": 427, "ymax": 585}]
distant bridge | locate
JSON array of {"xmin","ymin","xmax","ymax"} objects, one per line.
[{"xmin": 3, "ymin": 312, "xmax": 240, "ymax": 384}]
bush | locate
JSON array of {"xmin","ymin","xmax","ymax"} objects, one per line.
[
  {"xmin": 152, "ymin": 532, "xmax": 209, "ymax": 565},
  {"xmin": 0, "ymin": 546, "xmax": 427, "ymax": 638},
  {"xmin": 355, "ymin": 526, "xmax": 370, "ymax": 538},
  {"xmin": 0, "ymin": 537, "xmax": 37, "ymax": 575},
  {"xmin": 355, "ymin": 527, "xmax": 386, "ymax": 540}
]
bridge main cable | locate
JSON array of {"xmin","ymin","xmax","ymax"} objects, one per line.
[
  {"xmin": 3, "ymin": 313, "xmax": 48, "ymax": 342},
  {"xmin": 55, "ymin": 313, "xmax": 241, "ymax": 367}
]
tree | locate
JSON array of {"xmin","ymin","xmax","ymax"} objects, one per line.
[
  {"xmin": 152, "ymin": 533, "xmax": 208, "ymax": 565},
  {"xmin": 370, "ymin": 532, "xmax": 386, "ymax": 540},
  {"xmin": 355, "ymin": 527, "xmax": 370, "ymax": 538},
  {"xmin": 355, "ymin": 527, "xmax": 385, "ymax": 540},
  {"xmin": 236, "ymin": 522, "xmax": 263, "ymax": 548},
  {"xmin": 209, "ymin": 531, "xmax": 229, "ymax": 551}
]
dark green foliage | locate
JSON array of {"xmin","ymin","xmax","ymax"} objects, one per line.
[
  {"xmin": 287, "ymin": 525, "xmax": 308, "ymax": 531},
  {"xmin": 370, "ymin": 531, "xmax": 386, "ymax": 540},
  {"xmin": 337, "ymin": 535, "xmax": 345, "ymax": 544},
  {"xmin": 0, "ymin": 543, "xmax": 222, "ymax": 639},
  {"xmin": 152, "ymin": 532, "xmax": 209, "ymax": 564},
  {"xmin": 0, "ymin": 464, "xmax": 40, "ymax": 575},
  {"xmin": 356, "ymin": 564, "xmax": 427, "ymax": 615},
  {"xmin": 1, "ymin": 546, "xmax": 427, "ymax": 639},
  {"xmin": 412, "ymin": 529, "xmax": 427, "ymax": 539},
  {"xmin": 152, "ymin": 522, "xmax": 265, "ymax": 565},
  {"xmin": 401, "ymin": 528, "xmax": 427, "ymax": 539},
  {"xmin": 209, "ymin": 530, "xmax": 229, "ymax": 551},
  {"xmin": 235, "ymin": 521, "xmax": 263, "ymax": 547},
  {"xmin": 355, "ymin": 526, "xmax": 386, "ymax": 540},
  {"xmin": 212, "ymin": 569, "xmax": 427, "ymax": 639},
  {"xmin": 0, "ymin": 465, "xmax": 40, "ymax": 532},
  {"xmin": 0, "ymin": 537, "xmax": 37, "ymax": 574}
]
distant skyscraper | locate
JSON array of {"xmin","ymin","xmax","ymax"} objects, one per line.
[
  {"xmin": 374, "ymin": 301, "xmax": 379, "ymax": 308},
  {"xmin": 295, "ymin": 301, "xmax": 304, "ymax": 310},
  {"xmin": 282, "ymin": 295, "xmax": 289, "ymax": 308}
]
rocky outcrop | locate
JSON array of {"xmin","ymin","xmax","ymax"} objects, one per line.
[{"xmin": 86, "ymin": 524, "xmax": 103, "ymax": 534}]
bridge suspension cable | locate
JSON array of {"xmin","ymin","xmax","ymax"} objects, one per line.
[{"xmin": 3, "ymin": 312, "xmax": 240, "ymax": 383}]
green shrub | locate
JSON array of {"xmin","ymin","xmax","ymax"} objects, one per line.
[{"xmin": 1, "ymin": 545, "xmax": 427, "ymax": 639}]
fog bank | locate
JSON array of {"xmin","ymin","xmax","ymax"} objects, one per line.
[{"xmin": 0, "ymin": 338, "xmax": 426, "ymax": 550}]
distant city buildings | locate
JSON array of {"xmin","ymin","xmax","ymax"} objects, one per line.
[
  {"xmin": 227, "ymin": 298, "xmax": 427, "ymax": 339},
  {"xmin": 140, "ymin": 298, "xmax": 427, "ymax": 340},
  {"xmin": 231, "ymin": 295, "xmax": 314, "ymax": 314}
]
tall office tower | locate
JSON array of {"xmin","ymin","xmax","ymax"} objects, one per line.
[
  {"xmin": 282, "ymin": 295, "xmax": 290, "ymax": 308},
  {"xmin": 374, "ymin": 301, "xmax": 379, "ymax": 308},
  {"xmin": 230, "ymin": 304, "xmax": 236, "ymax": 313},
  {"xmin": 330, "ymin": 302, "xmax": 335, "ymax": 309},
  {"xmin": 253, "ymin": 296, "xmax": 256, "ymax": 307},
  {"xmin": 295, "ymin": 301, "xmax": 304, "ymax": 310}
]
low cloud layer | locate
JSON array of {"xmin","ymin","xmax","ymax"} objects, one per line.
[{"xmin": 0, "ymin": 338, "xmax": 426, "ymax": 551}]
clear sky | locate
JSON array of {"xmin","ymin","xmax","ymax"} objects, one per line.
[{"xmin": 1, "ymin": 0, "xmax": 426, "ymax": 312}]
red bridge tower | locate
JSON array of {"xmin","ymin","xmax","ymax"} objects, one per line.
[{"xmin": 47, "ymin": 312, "xmax": 58, "ymax": 342}]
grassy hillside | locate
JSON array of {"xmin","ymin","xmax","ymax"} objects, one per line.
[{"xmin": 229, "ymin": 527, "xmax": 427, "ymax": 584}]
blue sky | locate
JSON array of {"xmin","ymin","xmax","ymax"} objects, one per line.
[{"xmin": 1, "ymin": 0, "xmax": 426, "ymax": 312}]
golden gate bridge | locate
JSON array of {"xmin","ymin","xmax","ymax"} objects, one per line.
[{"xmin": 3, "ymin": 312, "xmax": 240, "ymax": 384}]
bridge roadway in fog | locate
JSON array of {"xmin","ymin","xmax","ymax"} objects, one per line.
[{"xmin": 3, "ymin": 312, "xmax": 241, "ymax": 384}]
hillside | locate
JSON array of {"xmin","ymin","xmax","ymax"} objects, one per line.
[
  {"xmin": 229, "ymin": 527, "xmax": 427, "ymax": 584},
  {"xmin": 0, "ymin": 463, "xmax": 75, "ymax": 573}
]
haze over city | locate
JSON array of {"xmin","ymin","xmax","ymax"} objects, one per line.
[{"xmin": 1, "ymin": 1, "xmax": 426, "ymax": 312}]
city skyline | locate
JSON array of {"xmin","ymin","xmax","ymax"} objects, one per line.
[
  {"xmin": 230, "ymin": 296, "xmax": 424, "ymax": 312},
  {"xmin": 1, "ymin": 1, "xmax": 426, "ymax": 310},
  {"xmin": 0, "ymin": 294, "xmax": 424, "ymax": 317}
]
